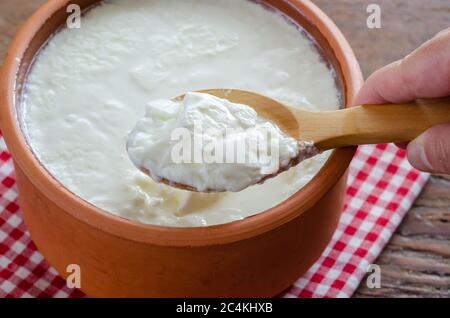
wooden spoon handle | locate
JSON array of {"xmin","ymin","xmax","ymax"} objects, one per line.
[{"xmin": 301, "ymin": 97, "xmax": 450, "ymax": 150}]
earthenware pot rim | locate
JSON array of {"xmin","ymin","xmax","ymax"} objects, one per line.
[{"xmin": 0, "ymin": 0, "xmax": 362, "ymax": 247}]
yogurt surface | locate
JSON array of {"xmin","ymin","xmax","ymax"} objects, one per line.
[{"xmin": 22, "ymin": 0, "xmax": 341, "ymax": 227}]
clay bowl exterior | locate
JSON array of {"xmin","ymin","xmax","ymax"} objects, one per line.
[{"xmin": 0, "ymin": 0, "xmax": 362, "ymax": 297}]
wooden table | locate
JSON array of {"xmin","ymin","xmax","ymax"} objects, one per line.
[{"xmin": 1, "ymin": 0, "xmax": 449, "ymax": 298}]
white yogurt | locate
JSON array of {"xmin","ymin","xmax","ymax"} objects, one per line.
[
  {"xmin": 22, "ymin": 0, "xmax": 340, "ymax": 227},
  {"xmin": 127, "ymin": 92, "xmax": 306, "ymax": 192}
]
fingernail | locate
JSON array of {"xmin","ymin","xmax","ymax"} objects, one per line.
[{"xmin": 407, "ymin": 135, "xmax": 434, "ymax": 172}]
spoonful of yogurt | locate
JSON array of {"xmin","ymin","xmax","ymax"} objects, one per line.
[{"xmin": 127, "ymin": 89, "xmax": 450, "ymax": 192}]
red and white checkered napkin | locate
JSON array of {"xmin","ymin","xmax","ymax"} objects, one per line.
[
  {"xmin": 0, "ymin": 133, "xmax": 429, "ymax": 298},
  {"xmin": 284, "ymin": 144, "xmax": 429, "ymax": 298}
]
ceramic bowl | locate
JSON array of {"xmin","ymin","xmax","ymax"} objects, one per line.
[{"xmin": 0, "ymin": 0, "xmax": 362, "ymax": 297}]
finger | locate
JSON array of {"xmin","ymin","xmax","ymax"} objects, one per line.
[
  {"xmin": 407, "ymin": 124, "xmax": 450, "ymax": 174},
  {"xmin": 354, "ymin": 27, "xmax": 450, "ymax": 105}
]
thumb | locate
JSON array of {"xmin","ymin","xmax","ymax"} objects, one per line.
[{"xmin": 407, "ymin": 124, "xmax": 450, "ymax": 174}]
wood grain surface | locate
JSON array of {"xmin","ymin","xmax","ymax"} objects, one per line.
[{"xmin": 0, "ymin": 0, "xmax": 449, "ymax": 298}]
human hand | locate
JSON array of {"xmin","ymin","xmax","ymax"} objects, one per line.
[{"xmin": 354, "ymin": 28, "xmax": 450, "ymax": 174}]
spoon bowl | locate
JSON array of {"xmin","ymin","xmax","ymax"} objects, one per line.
[{"xmin": 138, "ymin": 89, "xmax": 314, "ymax": 193}]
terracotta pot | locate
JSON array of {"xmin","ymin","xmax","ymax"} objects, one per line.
[{"xmin": 0, "ymin": 0, "xmax": 363, "ymax": 297}]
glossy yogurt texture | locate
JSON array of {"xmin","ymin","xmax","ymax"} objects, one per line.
[{"xmin": 22, "ymin": 0, "xmax": 340, "ymax": 227}]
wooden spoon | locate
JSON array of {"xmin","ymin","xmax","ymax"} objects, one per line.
[
  {"xmin": 200, "ymin": 89, "xmax": 450, "ymax": 149},
  {"xmin": 143, "ymin": 89, "xmax": 450, "ymax": 192}
]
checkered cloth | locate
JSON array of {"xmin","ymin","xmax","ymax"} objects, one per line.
[
  {"xmin": 0, "ymin": 133, "xmax": 429, "ymax": 298},
  {"xmin": 284, "ymin": 144, "xmax": 429, "ymax": 298}
]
